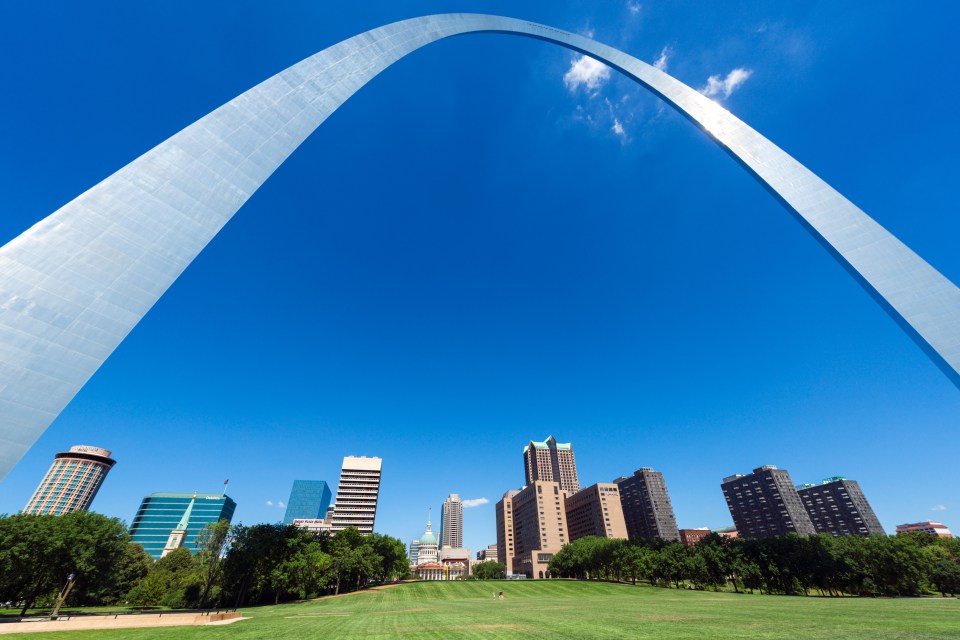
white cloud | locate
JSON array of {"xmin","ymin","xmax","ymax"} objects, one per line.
[
  {"xmin": 932, "ymin": 504, "xmax": 947, "ymax": 511},
  {"xmin": 628, "ymin": 2, "xmax": 642, "ymax": 15},
  {"xmin": 611, "ymin": 118, "xmax": 625, "ymax": 138},
  {"xmin": 653, "ymin": 46, "xmax": 670, "ymax": 72},
  {"xmin": 266, "ymin": 500, "xmax": 274, "ymax": 507},
  {"xmin": 701, "ymin": 67, "xmax": 753, "ymax": 99},
  {"xmin": 564, "ymin": 55, "xmax": 611, "ymax": 93},
  {"xmin": 462, "ymin": 497, "xmax": 489, "ymax": 508},
  {"xmin": 265, "ymin": 499, "xmax": 286, "ymax": 508},
  {"xmin": 278, "ymin": 501, "xmax": 286, "ymax": 508}
]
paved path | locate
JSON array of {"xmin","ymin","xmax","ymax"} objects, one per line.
[{"xmin": 0, "ymin": 612, "xmax": 244, "ymax": 634}]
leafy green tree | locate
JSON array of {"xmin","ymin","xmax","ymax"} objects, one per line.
[
  {"xmin": 270, "ymin": 539, "xmax": 332, "ymax": 602},
  {"xmin": 221, "ymin": 524, "xmax": 289, "ymax": 606},
  {"xmin": 194, "ymin": 519, "xmax": 233, "ymax": 607},
  {"xmin": 0, "ymin": 512, "xmax": 131, "ymax": 614},
  {"xmin": 93, "ymin": 542, "xmax": 152, "ymax": 605},
  {"xmin": 472, "ymin": 562, "xmax": 506, "ymax": 580}
]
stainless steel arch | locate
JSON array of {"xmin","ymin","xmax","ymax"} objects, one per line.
[{"xmin": 1, "ymin": 14, "xmax": 958, "ymax": 478}]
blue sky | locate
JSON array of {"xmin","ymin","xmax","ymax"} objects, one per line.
[{"xmin": 1, "ymin": 1, "xmax": 958, "ymax": 552}]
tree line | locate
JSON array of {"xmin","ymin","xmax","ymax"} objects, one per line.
[
  {"xmin": 548, "ymin": 532, "xmax": 960, "ymax": 597},
  {"xmin": 0, "ymin": 512, "xmax": 409, "ymax": 613}
]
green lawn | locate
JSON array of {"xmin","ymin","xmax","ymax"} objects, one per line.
[{"xmin": 5, "ymin": 580, "xmax": 959, "ymax": 639}]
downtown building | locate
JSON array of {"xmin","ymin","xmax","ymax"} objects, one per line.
[
  {"xmin": 129, "ymin": 492, "xmax": 237, "ymax": 560},
  {"xmin": 282, "ymin": 480, "xmax": 332, "ymax": 525},
  {"xmin": 614, "ymin": 467, "xmax": 681, "ymax": 542},
  {"xmin": 721, "ymin": 466, "xmax": 816, "ymax": 539},
  {"xmin": 495, "ymin": 489, "xmax": 520, "ymax": 576},
  {"xmin": 679, "ymin": 528, "xmax": 711, "ymax": 547},
  {"xmin": 796, "ymin": 477, "xmax": 885, "ymax": 536},
  {"xmin": 476, "ymin": 544, "xmax": 498, "ymax": 562},
  {"xmin": 440, "ymin": 493, "xmax": 463, "ymax": 549},
  {"xmin": 523, "ymin": 436, "xmax": 580, "ymax": 493},
  {"xmin": 22, "ymin": 445, "xmax": 116, "ymax": 516},
  {"xmin": 411, "ymin": 514, "xmax": 470, "ymax": 580},
  {"xmin": 896, "ymin": 521, "xmax": 953, "ymax": 538},
  {"xmin": 329, "ymin": 456, "xmax": 382, "ymax": 535},
  {"xmin": 496, "ymin": 481, "xmax": 569, "ymax": 579},
  {"xmin": 564, "ymin": 483, "xmax": 628, "ymax": 542}
]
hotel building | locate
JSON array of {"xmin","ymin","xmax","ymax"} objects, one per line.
[{"xmin": 23, "ymin": 445, "xmax": 116, "ymax": 516}]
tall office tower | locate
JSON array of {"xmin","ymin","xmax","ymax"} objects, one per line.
[
  {"xmin": 564, "ymin": 483, "xmax": 628, "ymax": 542},
  {"xmin": 721, "ymin": 465, "xmax": 817, "ymax": 539},
  {"xmin": 440, "ymin": 493, "xmax": 463, "ymax": 549},
  {"xmin": 498, "ymin": 481, "xmax": 569, "ymax": 578},
  {"xmin": 522, "ymin": 435, "xmax": 580, "ymax": 492},
  {"xmin": 130, "ymin": 492, "xmax": 237, "ymax": 560},
  {"xmin": 282, "ymin": 480, "xmax": 332, "ymax": 525},
  {"xmin": 797, "ymin": 477, "xmax": 885, "ymax": 536},
  {"xmin": 330, "ymin": 456, "xmax": 382, "ymax": 535},
  {"xmin": 495, "ymin": 489, "xmax": 520, "ymax": 575},
  {"xmin": 23, "ymin": 445, "xmax": 116, "ymax": 516},
  {"xmin": 408, "ymin": 539, "xmax": 420, "ymax": 566},
  {"xmin": 614, "ymin": 467, "xmax": 681, "ymax": 542}
]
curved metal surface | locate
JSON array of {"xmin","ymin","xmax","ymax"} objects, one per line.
[{"xmin": 1, "ymin": 14, "xmax": 958, "ymax": 478}]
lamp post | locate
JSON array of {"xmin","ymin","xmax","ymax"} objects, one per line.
[{"xmin": 51, "ymin": 573, "xmax": 77, "ymax": 618}]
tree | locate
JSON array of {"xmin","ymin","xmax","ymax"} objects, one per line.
[
  {"xmin": 94, "ymin": 542, "xmax": 152, "ymax": 605},
  {"xmin": 194, "ymin": 519, "xmax": 233, "ymax": 607},
  {"xmin": 0, "ymin": 512, "xmax": 131, "ymax": 614},
  {"xmin": 472, "ymin": 562, "xmax": 506, "ymax": 580},
  {"xmin": 270, "ymin": 539, "xmax": 332, "ymax": 603}
]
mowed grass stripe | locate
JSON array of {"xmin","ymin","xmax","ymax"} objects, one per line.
[{"xmin": 5, "ymin": 580, "xmax": 959, "ymax": 639}]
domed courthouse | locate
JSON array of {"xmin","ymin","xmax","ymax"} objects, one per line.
[{"xmin": 411, "ymin": 513, "xmax": 470, "ymax": 580}]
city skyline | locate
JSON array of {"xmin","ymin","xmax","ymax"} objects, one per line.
[{"xmin": 0, "ymin": 1, "xmax": 957, "ymax": 554}]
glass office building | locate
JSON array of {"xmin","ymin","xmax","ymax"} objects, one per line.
[
  {"xmin": 130, "ymin": 492, "xmax": 236, "ymax": 559},
  {"xmin": 282, "ymin": 480, "xmax": 332, "ymax": 525}
]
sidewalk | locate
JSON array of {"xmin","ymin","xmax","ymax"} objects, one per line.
[{"xmin": 0, "ymin": 612, "xmax": 244, "ymax": 634}]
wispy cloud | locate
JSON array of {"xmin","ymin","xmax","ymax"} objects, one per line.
[
  {"xmin": 462, "ymin": 497, "xmax": 489, "ymax": 508},
  {"xmin": 701, "ymin": 67, "xmax": 753, "ymax": 99},
  {"xmin": 611, "ymin": 118, "xmax": 626, "ymax": 139},
  {"xmin": 932, "ymin": 504, "xmax": 947, "ymax": 511},
  {"xmin": 564, "ymin": 55, "xmax": 611, "ymax": 93},
  {"xmin": 627, "ymin": 2, "xmax": 642, "ymax": 15},
  {"xmin": 652, "ymin": 46, "xmax": 670, "ymax": 72},
  {"xmin": 265, "ymin": 500, "xmax": 286, "ymax": 508}
]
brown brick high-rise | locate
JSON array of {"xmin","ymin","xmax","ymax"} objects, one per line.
[
  {"xmin": 797, "ymin": 477, "xmax": 885, "ymax": 536},
  {"xmin": 721, "ymin": 465, "xmax": 816, "ymax": 538},
  {"xmin": 565, "ymin": 483, "xmax": 628, "ymax": 542},
  {"xmin": 614, "ymin": 468, "xmax": 680, "ymax": 542}
]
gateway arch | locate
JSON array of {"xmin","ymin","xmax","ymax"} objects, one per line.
[{"xmin": 0, "ymin": 14, "xmax": 958, "ymax": 478}]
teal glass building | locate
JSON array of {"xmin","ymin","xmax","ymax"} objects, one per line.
[
  {"xmin": 282, "ymin": 480, "xmax": 332, "ymax": 525},
  {"xmin": 129, "ymin": 492, "xmax": 237, "ymax": 560}
]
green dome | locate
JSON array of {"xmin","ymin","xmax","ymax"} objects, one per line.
[{"xmin": 420, "ymin": 530, "xmax": 437, "ymax": 546}]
